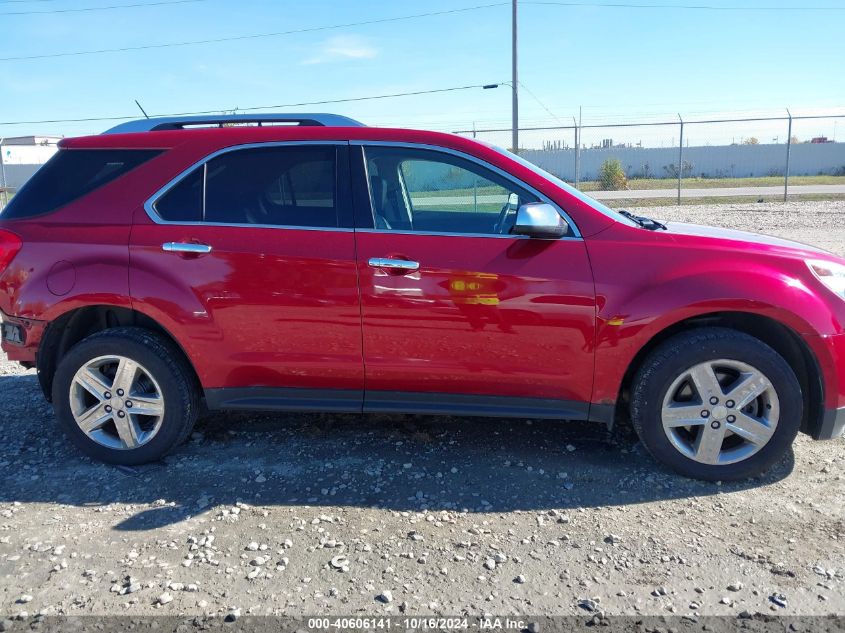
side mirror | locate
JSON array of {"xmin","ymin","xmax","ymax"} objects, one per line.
[{"xmin": 511, "ymin": 202, "xmax": 569, "ymax": 238}]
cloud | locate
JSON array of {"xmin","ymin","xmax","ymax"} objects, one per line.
[{"xmin": 302, "ymin": 35, "xmax": 378, "ymax": 65}]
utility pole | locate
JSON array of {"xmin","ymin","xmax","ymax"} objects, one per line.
[
  {"xmin": 0, "ymin": 138, "xmax": 8, "ymax": 208},
  {"xmin": 784, "ymin": 108, "xmax": 792, "ymax": 202},
  {"xmin": 511, "ymin": 0, "xmax": 519, "ymax": 154}
]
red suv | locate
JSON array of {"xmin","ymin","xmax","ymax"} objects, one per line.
[{"xmin": 1, "ymin": 113, "xmax": 843, "ymax": 480}]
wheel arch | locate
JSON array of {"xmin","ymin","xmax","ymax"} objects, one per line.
[
  {"xmin": 36, "ymin": 304, "xmax": 202, "ymax": 403},
  {"xmin": 615, "ymin": 311, "xmax": 823, "ymax": 438}
]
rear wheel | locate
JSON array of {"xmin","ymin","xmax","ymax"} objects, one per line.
[
  {"xmin": 52, "ymin": 327, "xmax": 199, "ymax": 465},
  {"xmin": 630, "ymin": 327, "xmax": 801, "ymax": 481}
]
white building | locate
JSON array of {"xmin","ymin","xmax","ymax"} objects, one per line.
[{"xmin": 0, "ymin": 135, "xmax": 62, "ymax": 192}]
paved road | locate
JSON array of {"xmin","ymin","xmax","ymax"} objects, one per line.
[{"xmin": 590, "ymin": 184, "xmax": 845, "ymax": 200}]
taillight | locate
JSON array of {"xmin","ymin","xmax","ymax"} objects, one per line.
[{"xmin": 0, "ymin": 229, "xmax": 22, "ymax": 272}]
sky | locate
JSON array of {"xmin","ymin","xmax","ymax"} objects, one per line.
[{"xmin": 1, "ymin": 0, "xmax": 844, "ymax": 149}]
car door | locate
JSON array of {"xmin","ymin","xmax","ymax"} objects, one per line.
[
  {"xmin": 352, "ymin": 143, "xmax": 597, "ymax": 418},
  {"xmin": 129, "ymin": 142, "xmax": 364, "ymax": 410}
]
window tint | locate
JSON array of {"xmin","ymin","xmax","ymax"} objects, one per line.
[
  {"xmin": 154, "ymin": 166, "xmax": 203, "ymax": 222},
  {"xmin": 364, "ymin": 146, "xmax": 539, "ymax": 235},
  {"xmin": 205, "ymin": 146, "xmax": 337, "ymax": 227},
  {"xmin": 1, "ymin": 149, "xmax": 160, "ymax": 220}
]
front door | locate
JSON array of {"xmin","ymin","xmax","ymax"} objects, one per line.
[
  {"xmin": 352, "ymin": 144, "xmax": 596, "ymax": 417},
  {"xmin": 130, "ymin": 142, "xmax": 364, "ymax": 410}
]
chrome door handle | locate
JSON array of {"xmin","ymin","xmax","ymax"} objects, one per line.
[
  {"xmin": 162, "ymin": 242, "xmax": 212, "ymax": 254},
  {"xmin": 368, "ymin": 257, "xmax": 419, "ymax": 272}
]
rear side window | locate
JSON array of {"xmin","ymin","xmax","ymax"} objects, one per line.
[
  {"xmin": 153, "ymin": 145, "xmax": 339, "ymax": 228},
  {"xmin": 1, "ymin": 149, "xmax": 160, "ymax": 220}
]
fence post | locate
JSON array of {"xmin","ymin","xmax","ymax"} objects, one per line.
[
  {"xmin": 784, "ymin": 109, "xmax": 792, "ymax": 202},
  {"xmin": 573, "ymin": 117, "xmax": 580, "ymax": 187},
  {"xmin": 677, "ymin": 114, "xmax": 684, "ymax": 205},
  {"xmin": 575, "ymin": 108, "xmax": 582, "ymax": 188}
]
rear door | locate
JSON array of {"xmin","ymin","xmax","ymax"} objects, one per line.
[
  {"xmin": 352, "ymin": 143, "xmax": 597, "ymax": 417},
  {"xmin": 129, "ymin": 142, "xmax": 364, "ymax": 410}
]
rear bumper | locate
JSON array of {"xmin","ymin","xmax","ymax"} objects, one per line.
[
  {"xmin": 0, "ymin": 309, "xmax": 44, "ymax": 362},
  {"xmin": 816, "ymin": 407, "xmax": 845, "ymax": 440}
]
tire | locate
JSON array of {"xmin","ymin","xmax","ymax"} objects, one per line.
[
  {"xmin": 630, "ymin": 327, "xmax": 801, "ymax": 481},
  {"xmin": 52, "ymin": 327, "xmax": 199, "ymax": 465}
]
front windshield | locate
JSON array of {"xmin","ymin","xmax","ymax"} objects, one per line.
[{"xmin": 486, "ymin": 143, "xmax": 638, "ymax": 227}]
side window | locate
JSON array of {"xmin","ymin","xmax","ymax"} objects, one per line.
[
  {"xmin": 152, "ymin": 145, "xmax": 338, "ymax": 227},
  {"xmin": 364, "ymin": 146, "xmax": 540, "ymax": 235},
  {"xmin": 154, "ymin": 166, "xmax": 203, "ymax": 222},
  {"xmin": 205, "ymin": 146, "xmax": 337, "ymax": 227},
  {"xmin": 3, "ymin": 149, "xmax": 160, "ymax": 220}
]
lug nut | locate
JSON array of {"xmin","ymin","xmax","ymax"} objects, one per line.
[
  {"xmin": 117, "ymin": 411, "xmax": 126, "ymax": 418},
  {"xmin": 701, "ymin": 410, "xmax": 710, "ymax": 418},
  {"xmin": 709, "ymin": 396, "xmax": 719, "ymax": 405},
  {"xmin": 727, "ymin": 415, "xmax": 736, "ymax": 423},
  {"xmin": 726, "ymin": 400, "xmax": 735, "ymax": 408},
  {"xmin": 104, "ymin": 405, "xmax": 112, "ymax": 413},
  {"xmin": 104, "ymin": 392, "xmax": 111, "ymax": 399},
  {"xmin": 711, "ymin": 420, "xmax": 721, "ymax": 429},
  {"xmin": 116, "ymin": 389, "xmax": 125, "ymax": 397},
  {"xmin": 125, "ymin": 401, "xmax": 133, "ymax": 408}
]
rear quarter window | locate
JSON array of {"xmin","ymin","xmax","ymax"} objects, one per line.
[{"xmin": 1, "ymin": 149, "xmax": 161, "ymax": 220}]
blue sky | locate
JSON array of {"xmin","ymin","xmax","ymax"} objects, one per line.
[{"xmin": 1, "ymin": 0, "xmax": 843, "ymax": 148}]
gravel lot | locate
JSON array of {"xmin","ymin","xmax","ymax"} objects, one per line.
[{"xmin": 1, "ymin": 201, "xmax": 844, "ymax": 625}]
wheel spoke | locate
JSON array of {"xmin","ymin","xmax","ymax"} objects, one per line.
[
  {"xmin": 693, "ymin": 424, "xmax": 727, "ymax": 464},
  {"xmin": 111, "ymin": 358, "xmax": 139, "ymax": 396},
  {"xmin": 114, "ymin": 415, "xmax": 143, "ymax": 449},
  {"xmin": 725, "ymin": 372, "xmax": 770, "ymax": 409},
  {"xmin": 76, "ymin": 403, "xmax": 112, "ymax": 433},
  {"xmin": 689, "ymin": 363, "xmax": 723, "ymax": 402},
  {"xmin": 662, "ymin": 403, "xmax": 707, "ymax": 428},
  {"xmin": 727, "ymin": 412, "xmax": 775, "ymax": 446},
  {"xmin": 128, "ymin": 394, "xmax": 164, "ymax": 417},
  {"xmin": 75, "ymin": 368, "xmax": 112, "ymax": 401}
]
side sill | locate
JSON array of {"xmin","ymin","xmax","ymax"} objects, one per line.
[
  {"xmin": 204, "ymin": 388, "xmax": 364, "ymax": 413},
  {"xmin": 204, "ymin": 387, "xmax": 601, "ymax": 424},
  {"xmin": 364, "ymin": 390, "xmax": 590, "ymax": 421}
]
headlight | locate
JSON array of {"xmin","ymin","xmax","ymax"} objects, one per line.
[{"xmin": 807, "ymin": 259, "xmax": 845, "ymax": 299}]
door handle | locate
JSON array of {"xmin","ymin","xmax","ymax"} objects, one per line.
[
  {"xmin": 368, "ymin": 257, "xmax": 419, "ymax": 272},
  {"xmin": 162, "ymin": 242, "xmax": 213, "ymax": 255}
]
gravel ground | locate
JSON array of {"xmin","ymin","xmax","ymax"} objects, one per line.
[{"xmin": 1, "ymin": 201, "xmax": 844, "ymax": 625}]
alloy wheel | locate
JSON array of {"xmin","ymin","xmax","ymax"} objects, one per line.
[
  {"xmin": 661, "ymin": 359, "xmax": 780, "ymax": 465},
  {"xmin": 69, "ymin": 355, "xmax": 166, "ymax": 450}
]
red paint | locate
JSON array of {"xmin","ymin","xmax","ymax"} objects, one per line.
[{"xmin": 2, "ymin": 125, "xmax": 845, "ymax": 422}]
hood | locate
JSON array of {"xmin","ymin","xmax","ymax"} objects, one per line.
[{"xmin": 663, "ymin": 221, "xmax": 835, "ymax": 259}]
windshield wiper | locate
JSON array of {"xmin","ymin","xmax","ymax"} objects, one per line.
[{"xmin": 618, "ymin": 209, "xmax": 667, "ymax": 231}]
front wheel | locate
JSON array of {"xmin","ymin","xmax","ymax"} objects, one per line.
[
  {"xmin": 52, "ymin": 327, "xmax": 199, "ymax": 465},
  {"xmin": 630, "ymin": 327, "xmax": 801, "ymax": 481}
]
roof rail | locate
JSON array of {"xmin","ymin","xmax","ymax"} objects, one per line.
[{"xmin": 102, "ymin": 113, "xmax": 366, "ymax": 134}]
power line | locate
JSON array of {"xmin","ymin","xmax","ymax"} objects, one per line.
[
  {"xmin": 1, "ymin": 0, "xmax": 207, "ymax": 15},
  {"xmin": 0, "ymin": 3, "xmax": 509, "ymax": 62},
  {"xmin": 0, "ymin": 82, "xmax": 504, "ymax": 126},
  {"xmin": 517, "ymin": 81, "xmax": 565, "ymax": 126},
  {"xmin": 524, "ymin": 1, "xmax": 845, "ymax": 10}
]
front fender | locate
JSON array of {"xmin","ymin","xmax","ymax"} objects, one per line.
[{"xmin": 587, "ymin": 234, "xmax": 840, "ymax": 407}]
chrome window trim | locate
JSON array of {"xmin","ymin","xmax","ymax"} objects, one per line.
[
  {"xmin": 352, "ymin": 140, "xmax": 582, "ymax": 239},
  {"xmin": 143, "ymin": 140, "xmax": 350, "ymax": 231}
]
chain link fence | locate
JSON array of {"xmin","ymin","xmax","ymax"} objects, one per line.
[{"xmin": 455, "ymin": 112, "xmax": 845, "ymax": 207}]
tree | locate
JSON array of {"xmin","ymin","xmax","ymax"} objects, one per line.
[
  {"xmin": 598, "ymin": 158, "xmax": 627, "ymax": 191},
  {"xmin": 743, "ymin": 137, "xmax": 760, "ymax": 145}
]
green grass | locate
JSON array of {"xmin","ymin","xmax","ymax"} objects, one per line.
[{"xmin": 578, "ymin": 174, "xmax": 845, "ymax": 192}]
